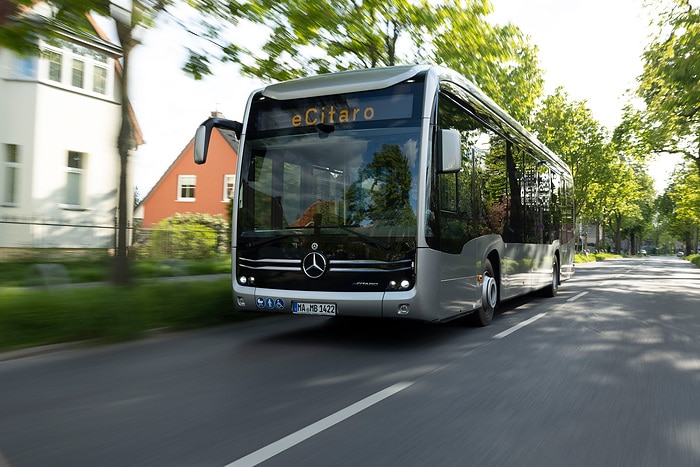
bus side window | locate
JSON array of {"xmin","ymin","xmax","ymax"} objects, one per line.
[{"xmin": 433, "ymin": 90, "xmax": 499, "ymax": 253}]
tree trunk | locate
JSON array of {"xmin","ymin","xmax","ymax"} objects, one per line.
[
  {"xmin": 112, "ymin": 21, "xmax": 135, "ymax": 286},
  {"xmin": 630, "ymin": 230, "xmax": 636, "ymax": 255}
]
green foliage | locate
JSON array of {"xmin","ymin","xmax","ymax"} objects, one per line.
[
  {"xmin": 361, "ymin": 144, "xmax": 417, "ymax": 226},
  {"xmin": 189, "ymin": 0, "xmax": 544, "ymax": 120},
  {"xmin": 574, "ymin": 253, "xmax": 596, "ymax": 263},
  {"xmin": 225, "ymin": 0, "xmax": 445, "ymax": 80},
  {"xmin": 575, "ymin": 252, "xmax": 623, "ymax": 263},
  {"xmin": 634, "ymin": 0, "xmax": 700, "ymax": 175},
  {"xmin": 0, "ymin": 278, "xmax": 255, "ymax": 353},
  {"xmin": 663, "ymin": 162, "xmax": 700, "ymax": 252},
  {"xmin": 531, "ymin": 88, "xmax": 609, "ymax": 220},
  {"xmin": 149, "ymin": 212, "xmax": 228, "ymax": 260},
  {"xmin": 531, "ymin": 87, "xmax": 660, "ymax": 253},
  {"xmin": 0, "ymin": 256, "xmax": 231, "ymax": 287},
  {"xmin": 434, "ymin": 4, "xmax": 544, "ymax": 123}
]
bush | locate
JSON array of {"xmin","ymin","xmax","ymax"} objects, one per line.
[
  {"xmin": 575, "ymin": 252, "xmax": 622, "ymax": 263},
  {"xmin": 575, "ymin": 253, "xmax": 596, "ymax": 263},
  {"xmin": 149, "ymin": 213, "xmax": 228, "ymax": 260}
]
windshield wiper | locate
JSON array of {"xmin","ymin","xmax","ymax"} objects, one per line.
[
  {"xmin": 241, "ymin": 230, "xmax": 303, "ymax": 249},
  {"xmin": 316, "ymin": 225, "xmax": 391, "ymax": 250},
  {"xmin": 241, "ymin": 226, "xmax": 391, "ymax": 250}
]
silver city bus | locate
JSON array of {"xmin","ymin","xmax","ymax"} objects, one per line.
[{"xmin": 194, "ymin": 65, "xmax": 575, "ymax": 326}]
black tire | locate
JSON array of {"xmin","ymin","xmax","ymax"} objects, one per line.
[
  {"xmin": 541, "ymin": 255, "xmax": 559, "ymax": 298},
  {"xmin": 473, "ymin": 259, "xmax": 498, "ymax": 327}
]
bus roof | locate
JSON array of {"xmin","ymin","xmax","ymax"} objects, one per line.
[{"xmin": 261, "ymin": 65, "xmax": 430, "ymax": 100}]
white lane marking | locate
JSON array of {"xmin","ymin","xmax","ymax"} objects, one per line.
[
  {"xmin": 567, "ymin": 291, "xmax": 589, "ymax": 302},
  {"xmin": 225, "ymin": 381, "xmax": 414, "ymax": 467},
  {"xmin": 492, "ymin": 313, "xmax": 547, "ymax": 339}
]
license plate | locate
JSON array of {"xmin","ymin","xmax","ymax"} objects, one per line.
[{"xmin": 292, "ymin": 302, "xmax": 337, "ymax": 316}]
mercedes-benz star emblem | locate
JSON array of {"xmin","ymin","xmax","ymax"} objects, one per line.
[{"xmin": 302, "ymin": 252, "xmax": 327, "ymax": 279}]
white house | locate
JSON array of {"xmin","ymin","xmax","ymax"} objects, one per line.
[{"xmin": 0, "ymin": 1, "xmax": 142, "ymax": 253}]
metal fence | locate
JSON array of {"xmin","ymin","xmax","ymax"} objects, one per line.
[
  {"xmin": 0, "ymin": 216, "xmax": 118, "ymax": 251},
  {"xmin": 0, "ymin": 217, "xmax": 229, "ymax": 260}
]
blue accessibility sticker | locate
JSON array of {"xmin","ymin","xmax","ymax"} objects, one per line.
[
  {"xmin": 256, "ymin": 297, "xmax": 265, "ymax": 308},
  {"xmin": 265, "ymin": 297, "xmax": 275, "ymax": 309},
  {"xmin": 275, "ymin": 298, "xmax": 285, "ymax": 310}
]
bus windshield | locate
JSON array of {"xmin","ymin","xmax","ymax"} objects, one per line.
[{"xmin": 237, "ymin": 85, "xmax": 423, "ymax": 248}]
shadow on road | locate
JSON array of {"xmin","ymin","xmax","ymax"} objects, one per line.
[{"xmin": 253, "ymin": 291, "xmax": 545, "ymax": 351}]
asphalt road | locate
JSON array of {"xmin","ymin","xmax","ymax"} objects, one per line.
[{"xmin": 1, "ymin": 256, "xmax": 700, "ymax": 466}]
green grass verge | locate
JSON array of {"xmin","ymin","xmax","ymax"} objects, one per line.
[
  {"xmin": 575, "ymin": 252, "xmax": 623, "ymax": 263},
  {"xmin": 0, "ymin": 278, "xmax": 258, "ymax": 353}
]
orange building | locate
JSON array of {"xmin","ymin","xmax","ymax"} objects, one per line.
[{"xmin": 135, "ymin": 124, "xmax": 238, "ymax": 228}]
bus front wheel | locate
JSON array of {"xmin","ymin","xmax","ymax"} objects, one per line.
[{"xmin": 474, "ymin": 259, "xmax": 498, "ymax": 326}]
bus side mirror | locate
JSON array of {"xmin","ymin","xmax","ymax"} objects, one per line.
[
  {"xmin": 439, "ymin": 128, "xmax": 461, "ymax": 173},
  {"xmin": 194, "ymin": 118, "xmax": 243, "ymax": 165}
]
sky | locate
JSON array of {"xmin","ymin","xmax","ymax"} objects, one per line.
[{"xmin": 118, "ymin": 0, "xmax": 679, "ymax": 197}]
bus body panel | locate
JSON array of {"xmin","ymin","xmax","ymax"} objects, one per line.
[{"xmin": 232, "ymin": 270, "xmax": 386, "ymax": 319}]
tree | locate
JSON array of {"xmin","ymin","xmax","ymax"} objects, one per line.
[
  {"xmin": 665, "ymin": 163, "xmax": 700, "ymax": 253},
  {"xmin": 200, "ymin": 0, "xmax": 447, "ymax": 81},
  {"xmin": 187, "ymin": 0, "xmax": 543, "ymax": 118},
  {"xmin": 635, "ymin": 0, "xmax": 700, "ymax": 175},
  {"xmin": 530, "ymin": 88, "xmax": 659, "ymax": 254},
  {"xmin": 434, "ymin": 6, "xmax": 544, "ymax": 123},
  {"xmin": 595, "ymin": 157, "xmax": 654, "ymax": 254},
  {"xmin": 530, "ymin": 88, "xmax": 609, "ymax": 223},
  {"xmin": 653, "ymin": 193, "xmax": 674, "ymax": 254}
]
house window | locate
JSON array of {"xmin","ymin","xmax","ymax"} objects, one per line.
[
  {"xmin": 93, "ymin": 64, "xmax": 107, "ymax": 94},
  {"xmin": 178, "ymin": 175, "xmax": 196, "ymax": 201},
  {"xmin": 72, "ymin": 58, "xmax": 85, "ymax": 88},
  {"xmin": 46, "ymin": 49, "xmax": 62, "ymax": 82},
  {"xmin": 223, "ymin": 174, "xmax": 235, "ymax": 201},
  {"xmin": 92, "ymin": 51, "xmax": 108, "ymax": 94},
  {"xmin": 14, "ymin": 55, "xmax": 37, "ymax": 79},
  {"xmin": 41, "ymin": 40, "xmax": 112, "ymax": 97},
  {"xmin": 65, "ymin": 151, "xmax": 85, "ymax": 207},
  {"xmin": 2, "ymin": 144, "xmax": 20, "ymax": 206}
]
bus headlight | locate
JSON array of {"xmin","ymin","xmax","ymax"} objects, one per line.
[
  {"xmin": 387, "ymin": 279, "xmax": 412, "ymax": 290},
  {"xmin": 239, "ymin": 275, "xmax": 255, "ymax": 285}
]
